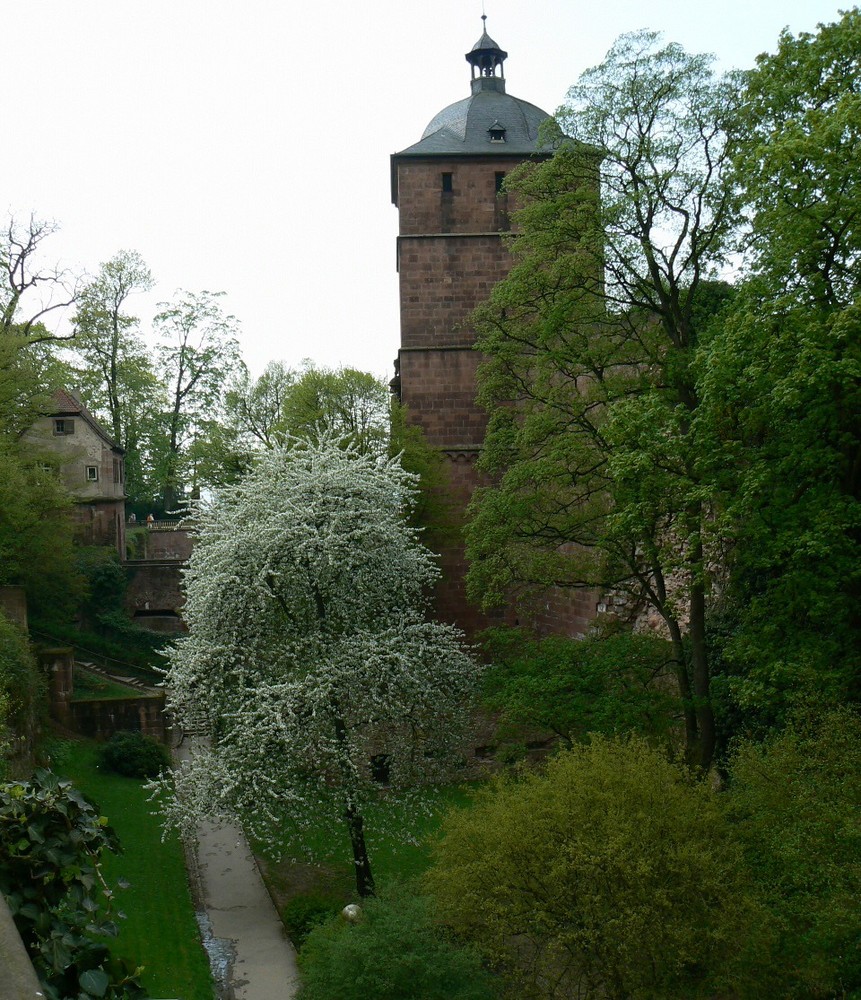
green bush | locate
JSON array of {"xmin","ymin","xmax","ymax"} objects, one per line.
[
  {"xmin": 0, "ymin": 609, "xmax": 44, "ymax": 766},
  {"xmin": 0, "ymin": 768, "xmax": 145, "ymax": 999},
  {"xmin": 76, "ymin": 547, "xmax": 127, "ymax": 622},
  {"xmin": 282, "ymin": 892, "xmax": 344, "ymax": 949},
  {"xmin": 297, "ymin": 884, "xmax": 498, "ymax": 1000},
  {"xmin": 480, "ymin": 625, "xmax": 677, "ymax": 748},
  {"xmin": 99, "ymin": 730, "xmax": 170, "ymax": 779},
  {"xmin": 426, "ymin": 735, "xmax": 772, "ymax": 1000},
  {"xmin": 726, "ymin": 708, "xmax": 861, "ymax": 998}
]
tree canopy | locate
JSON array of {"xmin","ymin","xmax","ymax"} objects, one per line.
[
  {"xmin": 466, "ymin": 16, "xmax": 861, "ymax": 756},
  {"xmin": 699, "ymin": 8, "xmax": 861, "ymax": 726},
  {"xmin": 467, "ymin": 32, "xmax": 740, "ymax": 767},
  {"xmin": 427, "ymin": 736, "xmax": 767, "ymax": 1000},
  {"xmin": 157, "ymin": 437, "xmax": 477, "ymax": 897}
]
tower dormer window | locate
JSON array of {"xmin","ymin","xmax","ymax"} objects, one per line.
[{"xmin": 488, "ymin": 121, "xmax": 506, "ymax": 143}]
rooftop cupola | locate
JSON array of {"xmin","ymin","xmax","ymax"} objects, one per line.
[{"xmin": 466, "ymin": 15, "xmax": 508, "ymax": 94}]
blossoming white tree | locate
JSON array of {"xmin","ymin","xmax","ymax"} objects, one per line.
[{"xmin": 157, "ymin": 437, "xmax": 477, "ymax": 897}]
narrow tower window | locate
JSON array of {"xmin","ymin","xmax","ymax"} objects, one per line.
[
  {"xmin": 495, "ymin": 171, "xmax": 506, "ymax": 193},
  {"xmin": 441, "ymin": 172, "xmax": 453, "ymax": 193}
]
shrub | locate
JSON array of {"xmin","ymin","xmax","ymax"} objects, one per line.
[
  {"xmin": 726, "ymin": 708, "xmax": 861, "ymax": 998},
  {"xmin": 76, "ymin": 546, "xmax": 127, "ymax": 622},
  {"xmin": 481, "ymin": 625, "xmax": 677, "ymax": 747},
  {"xmin": 99, "ymin": 730, "xmax": 170, "ymax": 779},
  {"xmin": 0, "ymin": 768, "xmax": 145, "ymax": 998},
  {"xmin": 282, "ymin": 892, "xmax": 344, "ymax": 949},
  {"xmin": 426, "ymin": 735, "xmax": 772, "ymax": 1000},
  {"xmin": 297, "ymin": 884, "xmax": 498, "ymax": 1000},
  {"xmin": 0, "ymin": 608, "xmax": 44, "ymax": 765}
]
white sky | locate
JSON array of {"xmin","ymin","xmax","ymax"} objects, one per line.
[{"xmin": 4, "ymin": 0, "xmax": 849, "ymax": 381}]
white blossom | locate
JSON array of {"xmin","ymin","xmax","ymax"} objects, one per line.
[{"xmin": 154, "ymin": 436, "xmax": 478, "ymax": 889}]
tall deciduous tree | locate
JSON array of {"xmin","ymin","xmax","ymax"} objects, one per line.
[
  {"xmin": 225, "ymin": 360, "xmax": 297, "ymax": 449},
  {"xmin": 157, "ymin": 438, "xmax": 477, "ymax": 898},
  {"xmin": 278, "ymin": 363, "xmax": 390, "ymax": 454},
  {"xmin": 0, "ymin": 214, "xmax": 78, "ymax": 342},
  {"xmin": 467, "ymin": 33, "xmax": 740, "ymax": 768},
  {"xmin": 72, "ymin": 251, "xmax": 154, "ymax": 442},
  {"xmin": 700, "ymin": 9, "xmax": 861, "ymax": 724},
  {"xmin": 153, "ymin": 290, "xmax": 244, "ymax": 511},
  {"xmin": 71, "ymin": 251, "xmax": 161, "ymax": 504}
]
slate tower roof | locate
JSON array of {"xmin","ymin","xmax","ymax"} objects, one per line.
[{"xmin": 394, "ymin": 16, "xmax": 550, "ymax": 158}]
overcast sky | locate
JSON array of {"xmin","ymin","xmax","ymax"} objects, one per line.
[{"xmin": 4, "ymin": 0, "xmax": 849, "ymax": 382}]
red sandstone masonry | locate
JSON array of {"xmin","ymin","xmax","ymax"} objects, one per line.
[
  {"xmin": 394, "ymin": 153, "xmax": 599, "ymax": 639},
  {"xmin": 397, "ymin": 158, "xmax": 525, "ymax": 236}
]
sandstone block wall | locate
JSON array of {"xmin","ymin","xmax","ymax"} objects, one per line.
[{"xmin": 396, "ymin": 156, "xmax": 525, "ymax": 235}]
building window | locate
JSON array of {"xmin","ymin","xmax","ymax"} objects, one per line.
[
  {"xmin": 495, "ymin": 171, "xmax": 506, "ymax": 193},
  {"xmin": 54, "ymin": 418, "xmax": 75, "ymax": 435},
  {"xmin": 113, "ymin": 458, "xmax": 124, "ymax": 484},
  {"xmin": 488, "ymin": 121, "xmax": 507, "ymax": 143},
  {"xmin": 86, "ymin": 466, "xmax": 99, "ymax": 482},
  {"xmin": 441, "ymin": 172, "xmax": 453, "ymax": 193}
]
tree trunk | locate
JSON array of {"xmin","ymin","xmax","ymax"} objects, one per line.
[
  {"xmin": 332, "ymin": 711, "xmax": 376, "ymax": 898},
  {"xmin": 344, "ymin": 798, "xmax": 376, "ymax": 898},
  {"xmin": 688, "ymin": 573, "xmax": 716, "ymax": 770},
  {"xmin": 665, "ymin": 616, "xmax": 699, "ymax": 757}
]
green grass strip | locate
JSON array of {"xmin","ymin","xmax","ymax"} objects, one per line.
[
  {"xmin": 71, "ymin": 667, "xmax": 147, "ymax": 702},
  {"xmin": 56, "ymin": 739, "xmax": 213, "ymax": 1000}
]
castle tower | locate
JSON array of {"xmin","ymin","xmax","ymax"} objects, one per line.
[{"xmin": 391, "ymin": 19, "xmax": 551, "ymax": 634}]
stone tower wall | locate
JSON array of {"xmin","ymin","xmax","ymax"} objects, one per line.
[
  {"xmin": 394, "ymin": 146, "xmax": 601, "ymax": 638},
  {"xmin": 394, "ymin": 155, "xmax": 534, "ymax": 636}
]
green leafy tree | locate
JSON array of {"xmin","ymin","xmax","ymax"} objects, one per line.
[
  {"xmin": 72, "ymin": 251, "xmax": 154, "ymax": 443},
  {"xmin": 0, "ymin": 334, "xmax": 67, "ymax": 441},
  {"xmin": 298, "ymin": 886, "xmax": 499, "ymax": 1000},
  {"xmin": 427, "ymin": 736, "xmax": 770, "ymax": 1000},
  {"xmin": 70, "ymin": 251, "xmax": 162, "ymax": 504},
  {"xmin": 700, "ymin": 9, "xmax": 861, "ymax": 725},
  {"xmin": 75, "ymin": 546, "xmax": 128, "ymax": 630},
  {"xmin": 0, "ymin": 445, "xmax": 82, "ymax": 620},
  {"xmin": 726, "ymin": 708, "xmax": 861, "ymax": 998},
  {"xmin": 155, "ymin": 437, "xmax": 477, "ymax": 898},
  {"xmin": 467, "ymin": 33, "xmax": 740, "ymax": 768},
  {"xmin": 278, "ymin": 362, "xmax": 390, "ymax": 454},
  {"xmin": 733, "ymin": 10, "xmax": 861, "ymax": 312},
  {"xmin": 0, "ymin": 769, "xmax": 145, "ymax": 999},
  {"xmin": 390, "ymin": 400, "xmax": 459, "ymax": 544},
  {"xmin": 224, "ymin": 360, "xmax": 297, "ymax": 449},
  {"xmin": 153, "ymin": 290, "xmax": 245, "ymax": 510},
  {"xmin": 481, "ymin": 625, "xmax": 678, "ymax": 749}
]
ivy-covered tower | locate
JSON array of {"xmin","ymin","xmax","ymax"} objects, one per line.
[{"xmin": 391, "ymin": 19, "xmax": 552, "ymax": 634}]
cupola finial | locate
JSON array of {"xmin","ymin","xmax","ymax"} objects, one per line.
[{"xmin": 465, "ymin": 14, "xmax": 508, "ymax": 84}]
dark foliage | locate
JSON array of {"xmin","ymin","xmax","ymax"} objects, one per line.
[
  {"xmin": 0, "ymin": 768, "xmax": 146, "ymax": 999},
  {"xmin": 281, "ymin": 892, "xmax": 344, "ymax": 950},
  {"xmin": 98, "ymin": 731, "xmax": 170, "ymax": 780}
]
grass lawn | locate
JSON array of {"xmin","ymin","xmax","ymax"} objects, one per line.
[
  {"xmin": 256, "ymin": 783, "xmax": 478, "ymax": 911},
  {"xmin": 55, "ymin": 738, "xmax": 213, "ymax": 1000},
  {"xmin": 71, "ymin": 667, "xmax": 143, "ymax": 701}
]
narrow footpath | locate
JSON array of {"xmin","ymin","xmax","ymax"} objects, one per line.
[{"xmin": 177, "ymin": 744, "xmax": 301, "ymax": 1000}]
